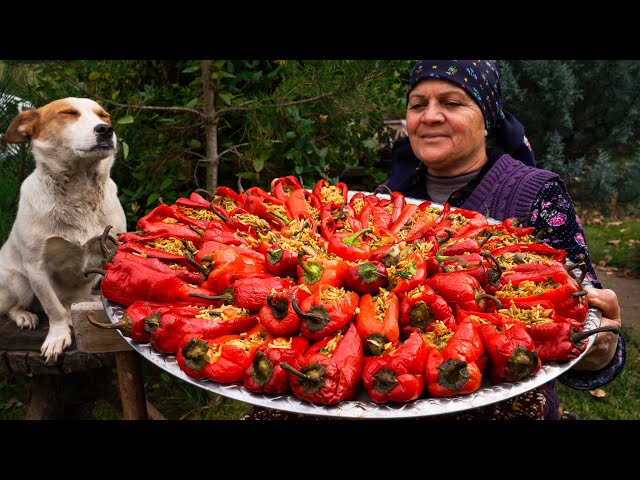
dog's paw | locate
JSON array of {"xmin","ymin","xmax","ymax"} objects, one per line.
[
  {"xmin": 40, "ymin": 326, "xmax": 72, "ymax": 363},
  {"xmin": 10, "ymin": 309, "xmax": 39, "ymax": 329}
]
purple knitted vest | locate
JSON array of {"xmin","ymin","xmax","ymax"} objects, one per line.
[{"xmin": 462, "ymin": 154, "xmax": 560, "ymax": 222}]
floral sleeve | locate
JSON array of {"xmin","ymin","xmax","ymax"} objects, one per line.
[{"xmin": 528, "ymin": 180, "xmax": 602, "ymax": 289}]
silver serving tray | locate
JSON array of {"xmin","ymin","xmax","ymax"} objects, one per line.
[
  {"xmin": 101, "ymin": 191, "xmax": 600, "ymax": 419},
  {"xmin": 103, "ymin": 297, "xmax": 600, "ymax": 419}
]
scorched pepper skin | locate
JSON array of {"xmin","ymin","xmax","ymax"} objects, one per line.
[
  {"xmin": 362, "ymin": 331, "xmax": 426, "ymax": 404},
  {"xmin": 243, "ymin": 335, "xmax": 310, "ymax": 394},
  {"xmin": 280, "ymin": 323, "xmax": 364, "ymax": 405}
]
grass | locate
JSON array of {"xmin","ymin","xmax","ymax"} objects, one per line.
[
  {"xmin": 1, "ymin": 210, "xmax": 639, "ymax": 421},
  {"xmin": 583, "ymin": 218, "xmax": 640, "ymax": 277},
  {"xmin": 556, "ymin": 327, "xmax": 639, "ymax": 420}
]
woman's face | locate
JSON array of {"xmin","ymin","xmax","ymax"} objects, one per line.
[{"xmin": 406, "ymin": 79, "xmax": 488, "ymax": 177}]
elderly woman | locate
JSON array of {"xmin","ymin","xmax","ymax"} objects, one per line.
[{"xmin": 382, "ymin": 60, "xmax": 625, "ymax": 419}]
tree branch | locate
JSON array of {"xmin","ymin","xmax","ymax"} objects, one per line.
[
  {"xmin": 54, "ymin": 67, "xmax": 204, "ymax": 116},
  {"xmin": 218, "ymin": 142, "xmax": 250, "ymax": 159}
]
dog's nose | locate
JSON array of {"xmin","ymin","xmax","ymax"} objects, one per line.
[{"xmin": 94, "ymin": 124, "xmax": 113, "ymax": 140}]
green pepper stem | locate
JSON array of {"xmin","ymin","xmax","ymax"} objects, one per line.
[
  {"xmin": 297, "ymin": 251, "xmax": 322, "ymax": 284},
  {"xmin": 343, "ymin": 227, "xmax": 373, "ymax": 247},
  {"xmin": 269, "ymin": 210, "xmax": 291, "ymax": 225}
]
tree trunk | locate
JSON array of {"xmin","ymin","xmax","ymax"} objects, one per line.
[{"xmin": 202, "ymin": 60, "xmax": 219, "ymax": 192}]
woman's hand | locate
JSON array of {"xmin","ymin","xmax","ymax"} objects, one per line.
[{"xmin": 573, "ymin": 287, "xmax": 622, "ymax": 371}]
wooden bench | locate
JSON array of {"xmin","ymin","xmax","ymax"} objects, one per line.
[{"xmin": 0, "ymin": 301, "xmax": 163, "ymax": 420}]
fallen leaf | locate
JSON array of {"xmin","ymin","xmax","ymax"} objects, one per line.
[
  {"xmin": 607, "ymin": 221, "xmax": 623, "ymax": 226},
  {"xmin": 589, "ymin": 388, "xmax": 606, "ymax": 398},
  {"xmin": 606, "ymin": 240, "xmax": 622, "ymax": 245}
]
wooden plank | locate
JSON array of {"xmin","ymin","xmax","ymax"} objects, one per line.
[
  {"xmin": 116, "ymin": 351, "xmax": 148, "ymax": 420},
  {"xmin": 0, "ymin": 313, "xmax": 56, "ymax": 351},
  {"xmin": 71, "ymin": 302, "xmax": 132, "ymax": 353}
]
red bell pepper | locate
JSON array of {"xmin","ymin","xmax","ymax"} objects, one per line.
[
  {"xmin": 343, "ymin": 261, "xmax": 388, "ymax": 296},
  {"xmin": 200, "ymin": 221, "xmax": 252, "ymax": 247},
  {"xmin": 292, "ymin": 283, "xmax": 360, "ymax": 342},
  {"xmin": 348, "ymin": 191, "xmax": 382, "ymax": 216},
  {"xmin": 264, "ymin": 243, "xmax": 299, "ymax": 278},
  {"xmin": 434, "ymin": 208, "xmax": 489, "ymax": 239},
  {"xmin": 494, "ymin": 269, "xmax": 589, "ymax": 323},
  {"xmin": 367, "ymin": 225, "xmax": 402, "ymax": 260},
  {"xmin": 397, "ymin": 284, "xmax": 455, "ymax": 338},
  {"xmin": 362, "ymin": 331, "xmax": 426, "ymax": 404},
  {"xmin": 427, "ymin": 271, "xmax": 501, "ymax": 312},
  {"xmin": 422, "ymin": 319, "xmax": 485, "ymax": 397},
  {"xmin": 270, "ymin": 175, "xmax": 303, "ymax": 203},
  {"xmin": 242, "ymin": 192, "xmax": 291, "ymax": 230},
  {"xmin": 243, "ymin": 335, "xmax": 310, "ymax": 394},
  {"xmin": 285, "ymin": 188, "xmax": 320, "ymax": 232},
  {"xmin": 355, "ymin": 288, "xmax": 400, "ymax": 356},
  {"xmin": 86, "ymin": 299, "xmax": 184, "ymax": 343},
  {"xmin": 177, "ymin": 324, "xmax": 271, "ymax": 382},
  {"xmin": 209, "ymin": 185, "xmax": 246, "ymax": 213},
  {"xmin": 94, "ymin": 254, "xmax": 216, "ymax": 307},
  {"xmin": 147, "ymin": 304, "xmax": 259, "ymax": 355},
  {"xmin": 327, "ymin": 227, "xmax": 373, "ymax": 262},
  {"xmin": 258, "ymin": 285, "xmax": 311, "ymax": 337},
  {"xmin": 116, "ymin": 234, "xmax": 200, "ymax": 267},
  {"xmin": 296, "ymin": 252, "xmax": 350, "ymax": 293},
  {"xmin": 387, "ymin": 250, "xmax": 427, "ymax": 294},
  {"xmin": 134, "ymin": 203, "xmax": 207, "ymax": 243},
  {"xmin": 280, "ymin": 323, "xmax": 364, "ymax": 405},
  {"xmin": 312, "ymin": 178, "xmax": 348, "ymax": 207},
  {"xmin": 359, "ymin": 203, "xmax": 393, "ymax": 230},
  {"xmin": 458, "ymin": 309, "xmax": 541, "ymax": 384},
  {"xmin": 493, "ymin": 301, "xmax": 586, "ymax": 362},
  {"xmin": 107, "ymin": 249, "xmax": 203, "ymax": 285},
  {"xmin": 191, "ymin": 273, "xmax": 296, "ymax": 313},
  {"xmin": 392, "ymin": 202, "xmax": 446, "ymax": 239},
  {"xmin": 197, "ymin": 245, "xmax": 267, "ymax": 294}
]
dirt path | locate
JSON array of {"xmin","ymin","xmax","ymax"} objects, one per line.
[{"xmin": 594, "ymin": 266, "xmax": 640, "ymax": 332}]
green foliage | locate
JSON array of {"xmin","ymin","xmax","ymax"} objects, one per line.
[{"xmin": 500, "ymin": 60, "xmax": 640, "ymax": 205}]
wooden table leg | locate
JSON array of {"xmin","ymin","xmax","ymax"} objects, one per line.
[{"xmin": 115, "ymin": 350, "xmax": 148, "ymax": 420}]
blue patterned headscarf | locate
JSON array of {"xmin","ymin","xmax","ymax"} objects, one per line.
[{"xmin": 409, "ymin": 60, "xmax": 536, "ymax": 167}]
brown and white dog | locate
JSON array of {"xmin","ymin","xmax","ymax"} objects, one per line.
[{"xmin": 0, "ymin": 98, "xmax": 126, "ymax": 362}]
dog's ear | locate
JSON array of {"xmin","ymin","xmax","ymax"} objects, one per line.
[{"xmin": 3, "ymin": 109, "xmax": 39, "ymax": 144}]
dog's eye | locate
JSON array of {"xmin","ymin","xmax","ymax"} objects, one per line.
[
  {"xmin": 59, "ymin": 110, "xmax": 79, "ymax": 117},
  {"xmin": 98, "ymin": 112, "xmax": 110, "ymax": 120}
]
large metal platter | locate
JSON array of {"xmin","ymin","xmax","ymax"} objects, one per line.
[{"xmin": 101, "ymin": 192, "xmax": 601, "ymax": 419}]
